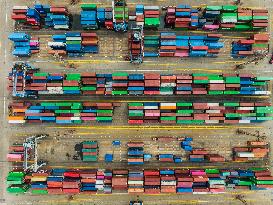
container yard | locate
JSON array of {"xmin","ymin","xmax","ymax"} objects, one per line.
[{"xmin": 1, "ymin": 0, "xmax": 273, "ymax": 205}]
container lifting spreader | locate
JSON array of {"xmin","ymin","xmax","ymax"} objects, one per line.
[
  {"xmin": 112, "ymin": 0, "xmax": 128, "ymax": 32},
  {"xmin": 129, "ymin": 25, "xmax": 144, "ymax": 64}
]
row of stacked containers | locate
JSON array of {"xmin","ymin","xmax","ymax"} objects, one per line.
[
  {"xmin": 11, "ymin": 4, "xmax": 268, "ymax": 31},
  {"xmin": 7, "ymin": 140, "xmax": 269, "ymax": 163},
  {"xmin": 9, "ymin": 64, "xmax": 272, "ymax": 96},
  {"xmin": 6, "ymin": 168, "xmax": 273, "ymax": 194},
  {"xmin": 8, "ymin": 102, "xmax": 118, "ymax": 124},
  {"xmin": 8, "ymin": 33, "xmax": 40, "ymax": 57},
  {"xmin": 12, "ymin": 5, "xmax": 70, "ymax": 30},
  {"xmin": 231, "ymin": 33, "xmax": 269, "ymax": 58},
  {"xmin": 7, "ymin": 101, "xmax": 273, "ymax": 124},
  {"xmin": 128, "ymin": 102, "xmax": 273, "ymax": 124},
  {"xmin": 48, "ymin": 32, "xmax": 98, "ymax": 57}
]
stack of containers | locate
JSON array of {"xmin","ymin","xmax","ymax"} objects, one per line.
[
  {"xmin": 233, "ymin": 141, "xmax": 269, "ymax": 161},
  {"xmin": 104, "ymin": 170, "xmax": 113, "ymax": 193},
  {"xmin": 80, "ymin": 170, "xmax": 97, "ymax": 193},
  {"xmin": 45, "ymin": 6, "xmax": 70, "ymax": 30},
  {"xmin": 104, "ymin": 8, "xmax": 113, "ymax": 30},
  {"xmin": 165, "ymin": 5, "xmax": 199, "ymax": 30},
  {"xmin": 203, "ymin": 6, "xmax": 268, "ymax": 31},
  {"xmin": 180, "ymin": 137, "xmax": 193, "ymax": 152},
  {"xmin": 160, "ymin": 32, "xmax": 176, "ymax": 57},
  {"xmin": 159, "ymin": 33, "xmax": 224, "ymax": 57},
  {"xmin": 113, "ymin": 2, "xmax": 129, "ymax": 29},
  {"xmin": 160, "ymin": 103, "xmax": 177, "ymax": 124},
  {"xmin": 97, "ymin": 8, "xmax": 105, "ymax": 26},
  {"xmin": 159, "ymin": 154, "xmax": 174, "ymax": 162},
  {"xmin": 128, "ymin": 74, "xmax": 144, "ymax": 95},
  {"xmin": 160, "ymin": 170, "xmax": 176, "ymax": 193},
  {"xmin": 220, "ymin": 5, "xmax": 238, "ymax": 30},
  {"xmin": 6, "ymin": 172, "xmax": 29, "ymax": 194},
  {"xmin": 189, "ymin": 149, "xmax": 206, "ymax": 162},
  {"xmin": 7, "ymin": 143, "xmax": 24, "ymax": 162},
  {"xmin": 8, "ymin": 101, "xmax": 116, "ymax": 124},
  {"xmin": 160, "ymin": 75, "xmax": 176, "ymax": 95},
  {"xmin": 80, "ymin": 4, "xmax": 98, "ymax": 30},
  {"xmin": 12, "ymin": 5, "xmax": 71, "ymax": 30},
  {"xmin": 135, "ymin": 5, "xmax": 144, "ymax": 27},
  {"xmin": 81, "ymin": 141, "xmax": 98, "ymax": 162},
  {"xmin": 176, "ymin": 169, "xmax": 193, "ymax": 193},
  {"xmin": 191, "ymin": 170, "xmax": 210, "ymax": 193},
  {"xmin": 127, "ymin": 142, "xmax": 144, "ymax": 165},
  {"xmin": 62, "ymin": 171, "xmax": 80, "ymax": 194},
  {"xmin": 144, "ymin": 169, "xmax": 160, "ymax": 194},
  {"xmin": 128, "ymin": 170, "xmax": 144, "ymax": 193},
  {"xmin": 251, "ymin": 168, "xmax": 273, "ymax": 189},
  {"xmin": 48, "ymin": 32, "xmax": 98, "ymax": 57},
  {"xmin": 205, "ymin": 154, "xmax": 225, "ymax": 162},
  {"xmin": 8, "ymin": 33, "xmax": 39, "ymax": 57},
  {"xmin": 143, "ymin": 35, "xmax": 160, "ymax": 57},
  {"xmin": 127, "ymin": 102, "xmax": 273, "ymax": 124},
  {"xmin": 144, "ymin": 73, "xmax": 161, "ymax": 95},
  {"xmin": 206, "ymin": 169, "xmax": 225, "ymax": 193},
  {"xmin": 231, "ymin": 33, "xmax": 269, "ymax": 58},
  {"xmin": 144, "ymin": 6, "xmax": 160, "ymax": 28},
  {"xmin": 12, "ymin": 5, "xmax": 42, "ymax": 29},
  {"xmin": 96, "ymin": 170, "xmax": 105, "ymax": 192},
  {"xmin": 30, "ymin": 173, "xmax": 48, "ymax": 194},
  {"xmin": 252, "ymin": 9, "xmax": 268, "ymax": 30},
  {"xmin": 112, "ymin": 170, "xmax": 128, "ymax": 192},
  {"xmin": 46, "ymin": 177, "xmax": 63, "ymax": 194},
  {"xmin": 112, "ymin": 73, "xmax": 129, "ymax": 95}
]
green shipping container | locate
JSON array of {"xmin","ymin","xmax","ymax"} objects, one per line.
[
  {"xmin": 177, "ymin": 102, "xmax": 193, "ymax": 106},
  {"xmin": 205, "ymin": 169, "xmax": 220, "ymax": 174},
  {"xmin": 177, "ymin": 110, "xmax": 194, "ymax": 114},
  {"xmin": 128, "ymin": 103, "xmax": 143, "ymax": 106},
  {"xmin": 160, "ymin": 116, "xmax": 176, "ymax": 121},
  {"xmin": 81, "ymin": 4, "xmax": 97, "ymax": 10},
  {"xmin": 81, "ymin": 86, "xmax": 97, "ymax": 91},
  {"xmin": 223, "ymin": 102, "xmax": 239, "ymax": 106},
  {"xmin": 112, "ymin": 91, "xmax": 128, "ymax": 95},
  {"xmin": 32, "ymin": 189, "xmax": 48, "ymax": 194},
  {"xmin": 208, "ymin": 91, "xmax": 224, "ymax": 95}
]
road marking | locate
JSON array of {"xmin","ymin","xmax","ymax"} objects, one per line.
[{"xmin": 50, "ymin": 126, "xmax": 264, "ymax": 130}]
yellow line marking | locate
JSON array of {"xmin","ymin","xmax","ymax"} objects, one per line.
[{"xmin": 50, "ymin": 126, "xmax": 264, "ymax": 130}]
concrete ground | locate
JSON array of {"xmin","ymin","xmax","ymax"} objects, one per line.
[{"xmin": 0, "ymin": 0, "xmax": 273, "ymax": 205}]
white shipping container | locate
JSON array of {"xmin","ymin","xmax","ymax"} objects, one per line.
[
  {"xmin": 54, "ymin": 25, "xmax": 69, "ymax": 29},
  {"xmin": 206, "ymin": 110, "xmax": 220, "ymax": 113},
  {"xmin": 9, "ymin": 120, "xmax": 26, "ymax": 124},
  {"xmin": 160, "ymin": 91, "xmax": 173, "ymax": 95},
  {"xmin": 160, "ymin": 103, "xmax": 176, "ymax": 106},
  {"xmin": 193, "ymin": 192, "xmax": 210, "ymax": 194},
  {"xmin": 48, "ymin": 42, "xmax": 65, "ymax": 47},
  {"xmin": 209, "ymin": 80, "xmax": 224, "ymax": 83},
  {"xmin": 71, "ymin": 117, "xmax": 81, "ymax": 120},
  {"xmin": 128, "ymin": 181, "xmax": 144, "ymax": 185},
  {"xmin": 161, "ymin": 83, "xmax": 176, "ymax": 87},
  {"xmin": 254, "ymin": 91, "xmax": 271, "ymax": 95},
  {"xmin": 13, "ymin": 6, "xmax": 29, "ymax": 10},
  {"xmin": 239, "ymin": 120, "xmax": 251, "ymax": 124},
  {"xmin": 207, "ymin": 103, "xmax": 219, "ymax": 106},
  {"xmin": 144, "ymin": 6, "xmax": 159, "ymax": 10},
  {"xmin": 161, "ymin": 181, "xmax": 176, "ymax": 186},
  {"xmin": 238, "ymin": 107, "xmax": 254, "ymax": 110},
  {"xmin": 237, "ymin": 152, "xmax": 254, "ymax": 158},
  {"xmin": 96, "ymin": 180, "xmax": 104, "ymax": 185},
  {"xmin": 205, "ymin": 120, "xmax": 219, "ymax": 124},
  {"xmin": 144, "ymin": 106, "xmax": 158, "ymax": 110},
  {"xmin": 66, "ymin": 37, "xmax": 82, "ymax": 41}
]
